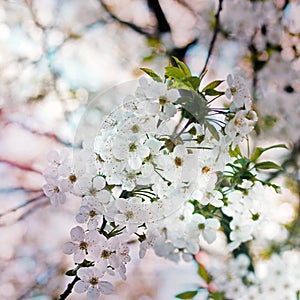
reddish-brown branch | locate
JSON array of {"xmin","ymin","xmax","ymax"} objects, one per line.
[{"xmin": 0, "ymin": 158, "xmax": 42, "ymax": 174}]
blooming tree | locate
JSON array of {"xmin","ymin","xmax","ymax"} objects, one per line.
[{"xmin": 1, "ymin": 0, "xmax": 300, "ymax": 299}]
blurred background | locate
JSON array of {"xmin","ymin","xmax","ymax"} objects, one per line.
[{"xmin": 1, "ymin": 0, "xmax": 300, "ymax": 299}]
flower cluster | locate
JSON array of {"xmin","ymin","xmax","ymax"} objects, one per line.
[
  {"xmin": 210, "ymin": 252, "xmax": 300, "ymax": 300},
  {"xmin": 42, "ymin": 60, "xmax": 270, "ymax": 299}
]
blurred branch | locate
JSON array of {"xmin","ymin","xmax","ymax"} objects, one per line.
[
  {"xmin": 174, "ymin": 0, "xmax": 200, "ymax": 18},
  {"xmin": 200, "ymin": 0, "xmax": 223, "ymax": 75},
  {"xmin": 17, "ymin": 265, "xmax": 59, "ymax": 300},
  {"xmin": 24, "ymin": 0, "xmax": 47, "ymax": 31},
  {"xmin": 147, "ymin": 0, "xmax": 171, "ymax": 33},
  {"xmin": 0, "ymin": 187, "xmax": 42, "ymax": 193},
  {"xmin": 0, "ymin": 196, "xmax": 49, "ymax": 226},
  {"xmin": 4, "ymin": 119, "xmax": 73, "ymax": 147},
  {"xmin": 282, "ymin": 0, "xmax": 290, "ymax": 10},
  {"xmin": 0, "ymin": 158, "xmax": 42, "ymax": 174},
  {"xmin": 0, "ymin": 192, "xmax": 44, "ymax": 218},
  {"xmin": 99, "ymin": 0, "xmax": 151, "ymax": 35},
  {"xmin": 170, "ymin": 38, "xmax": 198, "ymax": 61}
]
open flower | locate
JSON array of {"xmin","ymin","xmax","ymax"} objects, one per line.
[
  {"xmin": 74, "ymin": 267, "xmax": 114, "ymax": 300},
  {"xmin": 62, "ymin": 226, "xmax": 101, "ymax": 263}
]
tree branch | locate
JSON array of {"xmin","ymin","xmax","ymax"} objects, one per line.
[
  {"xmin": 0, "ymin": 158, "xmax": 42, "ymax": 174},
  {"xmin": 200, "ymin": 0, "xmax": 223, "ymax": 75},
  {"xmin": 0, "ymin": 192, "xmax": 44, "ymax": 217},
  {"xmin": 3, "ymin": 119, "xmax": 74, "ymax": 147},
  {"xmin": 59, "ymin": 276, "xmax": 80, "ymax": 300},
  {"xmin": 147, "ymin": 0, "xmax": 171, "ymax": 33},
  {"xmin": 98, "ymin": 0, "xmax": 151, "ymax": 35}
]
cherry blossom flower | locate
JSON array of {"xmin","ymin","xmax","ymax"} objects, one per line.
[
  {"xmin": 74, "ymin": 267, "xmax": 114, "ymax": 300},
  {"xmin": 43, "ymin": 177, "xmax": 68, "ymax": 206},
  {"xmin": 225, "ymin": 74, "xmax": 252, "ymax": 112},
  {"xmin": 62, "ymin": 226, "xmax": 101, "ymax": 263}
]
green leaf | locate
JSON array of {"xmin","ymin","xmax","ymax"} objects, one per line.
[
  {"xmin": 206, "ymin": 122, "xmax": 219, "ymax": 141},
  {"xmin": 251, "ymin": 144, "xmax": 288, "ymax": 161},
  {"xmin": 140, "ymin": 68, "xmax": 162, "ymax": 82},
  {"xmin": 175, "ymin": 290, "xmax": 198, "ymax": 299},
  {"xmin": 229, "ymin": 145, "xmax": 242, "ymax": 158},
  {"xmin": 165, "ymin": 66, "xmax": 186, "ymax": 79},
  {"xmin": 234, "ymin": 158, "xmax": 251, "ymax": 165},
  {"xmin": 202, "ymin": 80, "xmax": 224, "ymax": 92},
  {"xmin": 203, "ymin": 89, "xmax": 224, "ymax": 96},
  {"xmin": 183, "ymin": 76, "xmax": 201, "ymax": 91},
  {"xmin": 171, "ymin": 56, "xmax": 192, "ymax": 77},
  {"xmin": 250, "ymin": 147, "xmax": 264, "ymax": 162},
  {"xmin": 198, "ymin": 263, "xmax": 211, "ymax": 283},
  {"xmin": 65, "ymin": 269, "xmax": 77, "ymax": 276},
  {"xmin": 210, "ymin": 291, "xmax": 225, "ymax": 300},
  {"xmin": 254, "ymin": 161, "xmax": 283, "ymax": 171}
]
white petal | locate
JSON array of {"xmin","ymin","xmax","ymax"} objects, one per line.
[
  {"xmin": 168, "ymin": 88, "xmax": 180, "ymax": 102},
  {"xmin": 77, "ymin": 267, "xmax": 92, "ymax": 281},
  {"xmin": 98, "ymin": 190, "xmax": 111, "ymax": 203},
  {"xmin": 71, "ymin": 226, "xmax": 85, "ymax": 242},
  {"xmin": 62, "ymin": 242, "xmax": 77, "ymax": 255},
  {"xmin": 74, "ymin": 280, "xmax": 89, "ymax": 294},
  {"xmin": 203, "ymin": 229, "xmax": 217, "ymax": 244},
  {"xmin": 93, "ymin": 176, "xmax": 106, "ymax": 190},
  {"xmin": 99, "ymin": 281, "xmax": 114, "ymax": 295},
  {"xmin": 87, "ymin": 218, "xmax": 98, "ymax": 230},
  {"xmin": 128, "ymin": 156, "xmax": 142, "ymax": 170},
  {"xmin": 76, "ymin": 212, "xmax": 88, "ymax": 224},
  {"xmin": 164, "ymin": 103, "xmax": 177, "ymax": 117},
  {"xmin": 136, "ymin": 144, "xmax": 150, "ymax": 158},
  {"xmin": 87, "ymin": 286, "xmax": 100, "ymax": 300},
  {"xmin": 205, "ymin": 218, "xmax": 220, "ymax": 230},
  {"xmin": 86, "ymin": 230, "xmax": 101, "ymax": 244},
  {"xmin": 74, "ymin": 250, "xmax": 85, "ymax": 263},
  {"xmin": 86, "ymin": 245, "xmax": 101, "ymax": 261},
  {"xmin": 47, "ymin": 150, "xmax": 60, "ymax": 163},
  {"xmin": 227, "ymin": 74, "xmax": 233, "ymax": 86},
  {"xmin": 225, "ymin": 88, "xmax": 232, "ymax": 99}
]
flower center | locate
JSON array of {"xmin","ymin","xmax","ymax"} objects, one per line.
[
  {"xmin": 230, "ymin": 87, "xmax": 237, "ymax": 94},
  {"xmin": 101, "ymin": 249, "xmax": 112, "ymax": 259},
  {"xmin": 159, "ymin": 96, "xmax": 168, "ymax": 106},
  {"xmin": 89, "ymin": 277, "xmax": 99, "ymax": 286},
  {"xmin": 174, "ymin": 157, "xmax": 183, "ymax": 167},
  {"xmin": 125, "ymin": 211, "xmax": 134, "ymax": 219},
  {"xmin": 53, "ymin": 186, "xmax": 60, "ymax": 193},
  {"xmin": 131, "ymin": 124, "xmax": 140, "ymax": 133},
  {"xmin": 79, "ymin": 241, "xmax": 88, "ymax": 250},
  {"xmin": 69, "ymin": 174, "xmax": 77, "ymax": 183},
  {"xmin": 89, "ymin": 210, "xmax": 97, "ymax": 218},
  {"xmin": 129, "ymin": 143, "xmax": 137, "ymax": 152},
  {"xmin": 202, "ymin": 166, "xmax": 210, "ymax": 174}
]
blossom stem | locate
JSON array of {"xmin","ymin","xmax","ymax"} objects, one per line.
[{"xmin": 59, "ymin": 276, "xmax": 80, "ymax": 300}]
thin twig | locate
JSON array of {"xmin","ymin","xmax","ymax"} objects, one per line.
[
  {"xmin": 200, "ymin": 0, "xmax": 223, "ymax": 75},
  {"xmin": 0, "ymin": 192, "xmax": 44, "ymax": 217},
  {"xmin": 0, "ymin": 196, "xmax": 49, "ymax": 226},
  {"xmin": 99, "ymin": 0, "xmax": 151, "ymax": 35},
  {"xmin": 59, "ymin": 276, "xmax": 80, "ymax": 300},
  {"xmin": 4, "ymin": 119, "xmax": 73, "ymax": 147},
  {"xmin": 0, "ymin": 187, "xmax": 42, "ymax": 193}
]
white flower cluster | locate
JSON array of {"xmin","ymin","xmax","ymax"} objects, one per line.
[
  {"xmin": 43, "ymin": 74, "xmax": 257, "ymax": 299},
  {"xmin": 211, "ymin": 252, "xmax": 300, "ymax": 300},
  {"xmin": 223, "ymin": 180, "xmax": 265, "ymax": 252}
]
